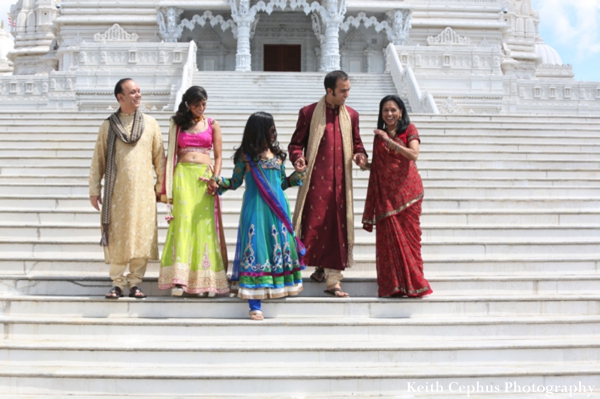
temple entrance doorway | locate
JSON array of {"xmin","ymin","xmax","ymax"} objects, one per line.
[{"xmin": 263, "ymin": 45, "xmax": 301, "ymax": 72}]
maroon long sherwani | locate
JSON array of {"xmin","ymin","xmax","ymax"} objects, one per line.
[{"xmin": 289, "ymin": 102, "xmax": 366, "ymax": 271}]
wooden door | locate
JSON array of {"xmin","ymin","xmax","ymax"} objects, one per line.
[{"xmin": 263, "ymin": 45, "xmax": 301, "ymax": 72}]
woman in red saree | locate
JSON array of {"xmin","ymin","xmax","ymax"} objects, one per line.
[{"xmin": 362, "ymin": 95, "xmax": 432, "ymax": 298}]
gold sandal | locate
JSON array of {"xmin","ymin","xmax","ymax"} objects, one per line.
[{"xmin": 249, "ymin": 310, "xmax": 264, "ymax": 321}]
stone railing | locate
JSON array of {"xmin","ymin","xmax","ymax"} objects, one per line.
[
  {"xmin": 386, "ymin": 43, "xmax": 439, "ymax": 114},
  {"xmin": 0, "ymin": 73, "xmax": 77, "ymax": 110},
  {"xmin": 173, "ymin": 41, "xmax": 198, "ymax": 112},
  {"xmin": 509, "ymin": 79, "xmax": 600, "ymax": 116}
]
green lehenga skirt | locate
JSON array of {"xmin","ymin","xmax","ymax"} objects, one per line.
[{"xmin": 159, "ymin": 163, "xmax": 229, "ymax": 294}]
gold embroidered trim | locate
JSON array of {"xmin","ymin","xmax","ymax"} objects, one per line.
[
  {"xmin": 383, "ymin": 284, "xmax": 431, "ymax": 297},
  {"xmin": 363, "ymin": 194, "xmax": 424, "ymax": 225},
  {"xmin": 159, "ymin": 262, "xmax": 230, "ymax": 294}
]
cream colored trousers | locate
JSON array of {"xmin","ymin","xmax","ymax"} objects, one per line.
[
  {"xmin": 109, "ymin": 258, "xmax": 148, "ymax": 289},
  {"xmin": 324, "ymin": 268, "xmax": 344, "ymax": 288}
]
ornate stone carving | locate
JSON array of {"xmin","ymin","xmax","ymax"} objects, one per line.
[
  {"xmin": 386, "ymin": 9, "xmax": 412, "ymax": 45},
  {"xmin": 227, "ymin": 0, "xmax": 347, "ymax": 71},
  {"xmin": 341, "ymin": 9, "xmax": 412, "ymax": 46},
  {"xmin": 94, "ymin": 24, "xmax": 139, "ymax": 43},
  {"xmin": 438, "ymin": 96, "xmax": 466, "ymax": 115},
  {"xmin": 157, "ymin": 7, "xmax": 185, "ymax": 43},
  {"xmin": 536, "ymin": 64, "xmax": 575, "ymax": 79},
  {"xmin": 427, "ymin": 27, "xmax": 471, "ymax": 46},
  {"xmin": 178, "ymin": 11, "xmax": 236, "ymax": 38},
  {"xmin": 309, "ymin": 0, "xmax": 348, "ymax": 72}
]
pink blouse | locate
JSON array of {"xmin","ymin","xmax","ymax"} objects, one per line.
[{"xmin": 178, "ymin": 118, "xmax": 213, "ymax": 150}]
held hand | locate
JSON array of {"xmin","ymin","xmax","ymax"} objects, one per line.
[
  {"xmin": 293, "ymin": 157, "xmax": 306, "ymax": 173},
  {"xmin": 353, "ymin": 153, "xmax": 367, "ymax": 167},
  {"xmin": 295, "ymin": 162, "xmax": 307, "ymax": 173},
  {"xmin": 207, "ymin": 180, "xmax": 218, "ymax": 196},
  {"xmin": 90, "ymin": 196, "xmax": 102, "ymax": 211}
]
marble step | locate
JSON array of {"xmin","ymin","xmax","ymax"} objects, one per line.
[
  {"xmin": 0, "ymin": 174, "xmax": 600, "ymax": 189},
  {"xmin": 3, "ymin": 254, "xmax": 596, "ymax": 275},
  {"xmin": 4, "ymin": 127, "xmax": 600, "ymax": 141},
  {"xmin": 3, "ymin": 208, "xmax": 600, "ymax": 226},
  {"xmin": 2, "ymin": 111, "xmax": 600, "ymax": 126},
  {"xmin": 2, "ymin": 182, "xmax": 600, "ymax": 198},
  {"xmin": 1, "ymin": 112, "xmax": 599, "ymax": 126},
  {"xmin": 2, "ymin": 337, "xmax": 600, "ymax": 365},
  {"xmin": 2, "ymin": 294, "xmax": 600, "ymax": 318},
  {"xmin": 7, "ymin": 134, "xmax": 597, "ymax": 148},
  {"xmin": 0, "ymin": 392, "xmax": 598, "ymax": 399},
  {"xmin": 2, "ymin": 237, "xmax": 599, "ymax": 257},
  {"xmin": 3, "ymin": 139, "xmax": 600, "ymax": 160},
  {"xmin": 3, "ymin": 123, "xmax": 600, "ymax": 142},
  {"xmin": 2, "ymin": 223, "xmax": 599, "ymax": 240},
  {"xmin": 1, "ymin": 113, "xmax": 599, "ymax": 127},
  {"xmin": 2, "ymin": 274, "xmax": 599, "ymax": 297},
  {"xmin": 3, "ymin": 175, "xmax": 600, "ymax": 188},
  {"xmin": 3, "ymin": 140, "xmax": 600, "ymax": 157},
  {"xmin": 0, "ymin": 137, "xmax": 600, "ymax": 149},
  {"xmin": 0, "ymin": 361, "xmax": 597, "ymax": 397},
  {"xmin": 3, "ymin": 313, "xmax": 600, "ymax": 342},
  {"xmin": 2, "ymin": 156, "xmax": 599, "ymax": 172},
  {"xmin": 3, "ymin": 165, "xmax": 600, "ymax": 182},
  {"xmin": 1, "ymin": 195, "xmax": 599, "ymax": 211}
]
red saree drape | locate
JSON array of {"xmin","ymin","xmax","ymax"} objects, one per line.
[{"xmin": 363, "ymin": 124, "xmax": 432, "ymax": 297}]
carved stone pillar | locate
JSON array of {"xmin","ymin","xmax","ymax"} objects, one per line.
[
  {"xmin": 316, "ymin": 0, "xmax": 347, "ymax": 72},
  {"xmin": 230, "ymin": 0, "xmax": 255, "ymax": 72},
  {"xmin": 323, "ymin": 18, "xmax": 342, "ymax": 71},
  {"xmin": 235, "ymin": 18, "xmax": 253, "ymax": 72}
]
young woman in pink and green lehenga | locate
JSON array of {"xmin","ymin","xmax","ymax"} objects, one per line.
[
  {"xmin": 159, "ymin": 86, "xmax": 229, "ymax": 297},
  {"xmin": 214, "ymin": 111, "xmax": 306, "ymax": 320}
]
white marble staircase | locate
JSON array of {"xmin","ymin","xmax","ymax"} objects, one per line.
[
  {"xmin": 192, "ymin": 71, "xmax": 407, "ymax": 114},
  {"xmin": 0, "ymin": 72, "xmax": 599, "ymax": 397}
]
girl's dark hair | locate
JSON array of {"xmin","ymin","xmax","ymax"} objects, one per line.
[
  {"xmin": 172, "ymin": 86, "xmax": 208, "ymax": 131},
  {"xmin": 377, "ymin": 95, "xmax": 410, "ymax": 135},
  {"xmin": 233, "ymin": 112, "xmax": 287, "ymax": 164}
]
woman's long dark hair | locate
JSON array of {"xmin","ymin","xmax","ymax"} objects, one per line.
[
  {"xmin": 377, "ymin": 95, "xmax": 410, "ymax": 135},
  {"xmin": 233, "ymin": 112, "xmax": 287, "ymax": 164},
  {"xmin": 172, "ymin": 86, "xmax": 208, "ymax": 131}
]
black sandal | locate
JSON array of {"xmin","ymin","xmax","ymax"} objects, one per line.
[
  {"xmin": 105, "ymin": 286, "xmax": 123, "ymax": 299},
  {"xmin": 128, "ymin": 286, "xmax": 147, "ymax": 299},
  {"xmin": 310, "ymin": 268, "xmax": 325, "ymax": 283}
]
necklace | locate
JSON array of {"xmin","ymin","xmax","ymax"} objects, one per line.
[{"xmin": 193, "ymin": 115, "xmax": 205, "ymax": 123}]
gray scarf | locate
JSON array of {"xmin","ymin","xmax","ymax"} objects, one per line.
[{"xmin": 101, "ymin": 108, "xmax": 145, "ymax": 246}]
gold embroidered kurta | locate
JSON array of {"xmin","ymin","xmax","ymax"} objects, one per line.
[{"xmin": 89, "ymin": 113, "xmax": 166, "ymax": 264}]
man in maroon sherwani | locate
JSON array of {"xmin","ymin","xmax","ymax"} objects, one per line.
[{"xmin": 289, "ymin": 70, "xmax": 368, "ymax": 297}]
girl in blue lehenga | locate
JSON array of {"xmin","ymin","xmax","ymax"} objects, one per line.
[{"xmin": 213, "ymin": 112, "xmax": 306, "ymax": 320}]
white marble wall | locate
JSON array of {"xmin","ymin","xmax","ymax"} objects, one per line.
[{"xmin": 2, "ymin": 0, "xmax": 600, "ymax": 115}]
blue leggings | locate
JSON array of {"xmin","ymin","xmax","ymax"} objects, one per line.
[{"xmin": 248, "ymin": 299, "xmax": 262, "ymax": 312}]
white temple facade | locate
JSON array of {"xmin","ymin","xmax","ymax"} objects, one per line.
[
  {"xmin": 2, "ymin": 0, "xmax": 599, "ymax": 115},
  {"xmin": 0, "ymin": 22, "xmax": 15, "ymax": 75}
]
